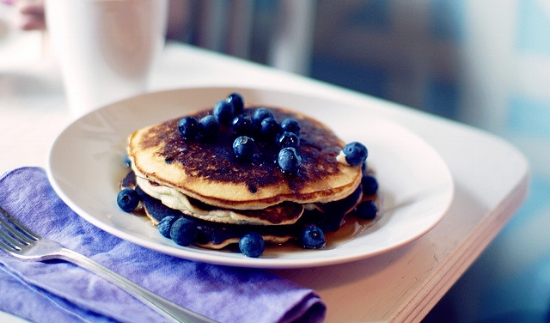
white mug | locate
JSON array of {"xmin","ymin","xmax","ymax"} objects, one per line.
[{"xmin": 45, "ymin": 0, "xmax": 168, "ymax": 117}]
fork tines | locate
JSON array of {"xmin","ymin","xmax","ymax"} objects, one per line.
[{"xmin": 0, "ymin": 206, "xmax": 39, "ymax": 252}]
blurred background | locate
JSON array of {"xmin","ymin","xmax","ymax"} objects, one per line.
[{"xmin": 1, "ymin": 0, "xmax": 549, "ymax": 322}]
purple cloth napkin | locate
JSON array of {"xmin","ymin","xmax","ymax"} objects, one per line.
[{"xmin": 0, "ymin": 167, "xmax": 326, "ymax": 323}]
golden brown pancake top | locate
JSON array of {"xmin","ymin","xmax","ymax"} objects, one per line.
[{"xmin": 128, "ymin": 106, "xmax": 362, "ymax": 210}]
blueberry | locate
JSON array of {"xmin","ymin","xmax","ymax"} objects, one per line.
[
  {"xmin": 343, "ymin": 142, "xmax": 368, "ymax": 167},
  {"xmin": 158, "ymin": 215, "xmax": 178, "ymax": 238},
  {"xmin": 213, "ymin": 99, "xmax": 234, "ymax": 125},
  {"xmin": 252, "ymin": 108, "xmax": 274, "ymax": 127},
  {"xmin": 302, "ymin": 225, "xmax": 325, "ymax": 249},
  {"xmin": 199, "ymin": 115, "xmax": 219, "ymax": 141},
  {"xmin": 355, "ymin": 201, "xmax": 377, "ymax": 219},
  {"xmin": 170, "ymin": 217, "xmax": 198, "ymax": 246},
  {"xmin": 238, "ymin": 232, "xmax": 265, "ymax": 257},
  {"xmin": 226, "ymin": 93, "xmax": 244, "ymax": 115},
  {"xmin": 232, "ymin": 114, "xmax": 254, "ymax": 136},
  {"xmin": 117, "ymin": 188, "xmax": 140, "ymax": 212},
  {"xmin": 233, "ymin": 136, "xmax": 255, "ymax": 161},
  {"xmin": 178, "ymin": 116, "xmax": 200, "ymax": 140},
  {"xmin": 280, "ymin": 118, "xmax": 300, "ymax": 136},
  {"xmin": 277, "ymin": 147, "xmax": 301, "ymax": 174},
  {"xmin": 361, "ymin": 175, "xmax": 379, "ymax": 196},
  {"xmin": 277, "ymin": 131, "xmax": 300, "ymax": 148},
  {"xmin": 260, "ymin": 117, "xmax": 281, "ymax": 140}
]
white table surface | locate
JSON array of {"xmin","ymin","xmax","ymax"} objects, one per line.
[{"xmin": 0, "ymin": 39, "xmax": 530, "ymax": 323}]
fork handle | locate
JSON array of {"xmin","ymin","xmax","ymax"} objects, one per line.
[{"xmin": 56, "ymin": 248, "xmax": 218, "ymax": 323}]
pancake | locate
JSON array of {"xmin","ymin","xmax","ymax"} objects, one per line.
[
  {"xmin": 120, "ymin": 98, "xmax": 377, "ymax": 254},
  {"xmin": 120, "ymin": 170, "xmax": 368, "ymax": 249},
  {"xmin": 135, "ymin": 175, "xmax": 305, "ymax": 225},
  {"xmin": 128, "ymin": 107, "xmax": 362, "ymax": 213}
]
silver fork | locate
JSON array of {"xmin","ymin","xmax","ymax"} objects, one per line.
[{"xmin": 0, "ymin": 205, "xmax": 218, "ymax": 323}]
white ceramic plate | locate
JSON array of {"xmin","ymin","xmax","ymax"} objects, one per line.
[{"xmin": 47, "ymin": 86, "xmax": 454, "ymax": 268}]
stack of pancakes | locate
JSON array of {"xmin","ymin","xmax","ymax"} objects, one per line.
[{"xmin": 126, "ymin": 105, "xmax": 367, "ymax": 249}]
